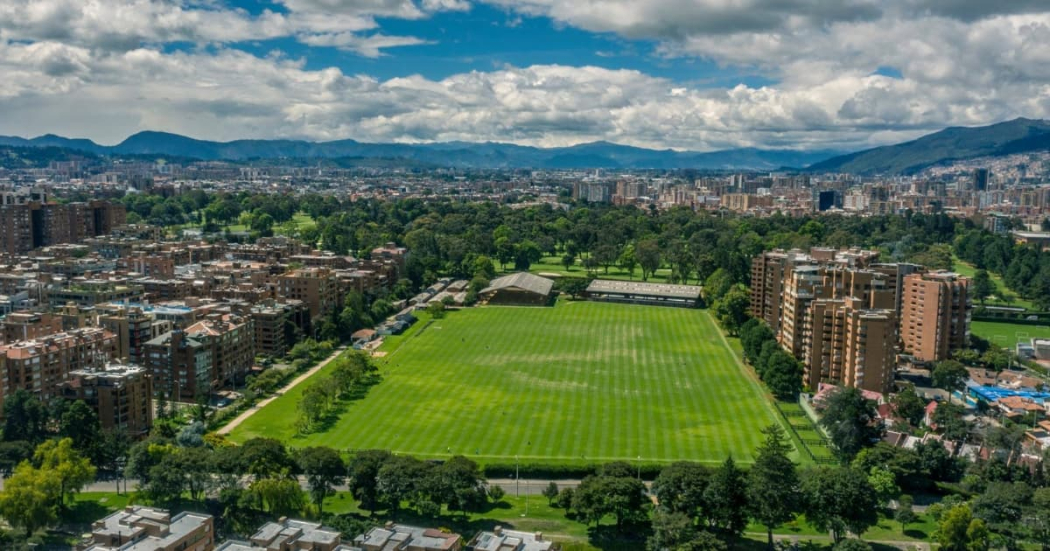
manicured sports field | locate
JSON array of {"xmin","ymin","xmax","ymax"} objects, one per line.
[
  {"xmin": 971, "ymin": 320, "xmax": 1050, "ymax": 349},
  {"xmin": 228, "ymin": 301, "xmax": 786, "ymax": 464}
]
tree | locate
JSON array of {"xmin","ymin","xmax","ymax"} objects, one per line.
[
  {"xmin": 895, "ymin": 494, "xmax": 917, "ymax": 532},
  {"xmin": 561, "ymin": 253, "xmax": 576, "ymax": 271},
  {"xmin": 0, "ymin": 461, "xmax": 58, "ymax": 537},
  {"xmin": 704, "ymin": 268, "xmax": 734, "ymax": 303},
  {"xmin": 803, "ymin": 466, "xmax": 879, "ymax": 542},
  {"xmin": 973, "ymin": 270, "xmax": 994, "ymax": 304},
  {"xmin": 619, "ymin": 244, "xmax": 638, "ymax": 279},
  {"xmin": 714, "ymin": 285, "xmax": 750, "ymax": 335},
  {"xmin": 932, "ymin": 402, "xmax": 969, "ymax": 441},
  {"xmin": 514, "ymin": 240, "xmax": 542, "ymax": 271},
  {"xmin": 573, "ymin": 473, "xmax": 649, "ymax": 530},
  {"xmin": 543, "ymin": 481, "xmax": 560, "ymax": 505},
  {"xmin": 763, "ymin": 351, "xmax": 803, "ymax": 399},
  {"xmin": 435, "ymin": 456, "xmax": 487, "ymax": 516},
  {"xmin": 558, "ymin": 277, "xmax": 590, "ymax": 300},
  {"xmin": 938, "ymin": 505, "xmax": 988, "ymax": 551},
  {"xmin": 2, "ymin": 390, "xmax": 47, "ymax": 444},
  {"xmin": 297, "ymin": 446, "xmax": 346, "ymax": 516},
  {"xmin": 819, "ymin": 386, "xmax": 882, "ymax": 462},
  {"xmin": 58, "ymin": 400, "xmax": 102, "ymax": 455},
  {"xmin": 33, "ymin": 438, "xmax": 96, "ymax": 508},
  {"xmin": 636, "ymin": 239, "xmax": 661, "ymax": 281},
  {"xmin": 251, "ymin": 476, "xmax": 306, "ymax": 516},
  {"xmin": 891, "ymin": 387, "xmax": 927, "ymax": 428},
  {"xmin": 932, "ymin": 360, "xmax": 968, "ymax": 404},
  {"xmin": 867, "ymin": 466, "xmax": 900, "ymax": 506},
  {"xmin": 349, "ymin": 450, "xmax": 392, "ymax": 515},
  {"xmin": 648, "ymin": 509, "xmax": 697, "ymax": 550},
  {"xmin": 748, "ymin": 425, "xmax": 800, "ymax": 549},
  {"xmin": 704, "ymin": 456, "xmax": 749, "ymax": 536},
  {"xmin": 426, "ymin": 301, "xmax": 447, "ymax": 319},
  {"xmin": 651, "ymin": 461, "xmax": 710, "ymax": 518}
]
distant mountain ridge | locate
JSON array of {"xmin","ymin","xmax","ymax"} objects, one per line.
[
  {"xmin": 808, "ymin": 118, "xmax": 1050, "ymax": 175},
  {"xmin": 0, "ymin": 131, "xmax": 841, "ymax": 170}
]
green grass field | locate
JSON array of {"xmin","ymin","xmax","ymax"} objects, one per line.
[
  {"xmin": 510, "ymin": 255, "xmax": 678, "ymax": 283},
  {"xmin": 952, "ymin": 255, "xmax": 1036, "ymax": 311},
  {"xmin": 229, "ymin": 301, "xmax": 787, "ymax": 465},
  {"xmin": 971, "ymin": 320, "xmax": 1050, "ymax": 349}
]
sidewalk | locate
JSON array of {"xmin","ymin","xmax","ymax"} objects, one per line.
[{"xmin": 216, "ymin": 346, "xmax": 348, "ymax": 435}]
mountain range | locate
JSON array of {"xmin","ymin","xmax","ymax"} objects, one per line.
[
  {"xmin": 3, "ymin": 117, "xmax": 1049, "ymax": 172},
  {"xmin": 0, "ymin": 131, "xmax": 841, "ymax": 170},
  {"xmin": 809, "ymin": 118, "xmax": 1050, "ymax": 174}
]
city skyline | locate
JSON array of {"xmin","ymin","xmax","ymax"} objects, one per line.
[{"xmin": 1, "ymin": 1, "xmax": 1050, "ymax": 151}]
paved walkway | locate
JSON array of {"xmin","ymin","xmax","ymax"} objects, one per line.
[{"xmin": 216, "ymin": 346, "xmax": 348, "ymax": 435}]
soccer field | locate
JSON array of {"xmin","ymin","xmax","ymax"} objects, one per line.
[
  {"xmin": 228, "ymin": 302, "xmax": 786, "ymax": 464},
  {"xmin": 971, "ymin": 320, "xmax": 1050, "ymax": 349}
]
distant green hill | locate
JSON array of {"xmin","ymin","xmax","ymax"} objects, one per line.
[{"xmin": 808, "ymin": 118, "xmax": 1050, "ymax": 175}]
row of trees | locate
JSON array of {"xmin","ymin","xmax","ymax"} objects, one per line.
[
  {"xmin": 297, "ymin": 352, "xmax": 379, "ymax": 432},
  {"xmin": 738, "ymin": 318, "xmax": 803, "ymax": 399}
]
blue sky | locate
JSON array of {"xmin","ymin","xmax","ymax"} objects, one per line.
[
  {"xmin": 224, "ymin": 1, "xmax": 775, "ymax": 87},
  {"xmin": 0, "ymin": 0, "xmax": 1047, "ymax": 150}
]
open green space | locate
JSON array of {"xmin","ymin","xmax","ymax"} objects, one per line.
[
  {"xmin": 229, "ymin": 301, "xmax": 788, "ymax": 465},
  {"xmin": 952, "ymin": 255, "xmax": 1036, "ymax": 311},
  {"xmin": 971, "ymin": 320, "xmax": 1050, "ymax": 349}
]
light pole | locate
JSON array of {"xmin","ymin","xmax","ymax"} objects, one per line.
[
  {"xmin": 637, "ymin": 456, "xmax": 641, "ymax": 480},
  {"xmin": 515, "ymin": 455, "xmax": 519, "ymax": 497}
]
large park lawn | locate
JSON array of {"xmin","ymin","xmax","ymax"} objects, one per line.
[
  {"xmin": 228, "ymin": 301, "xmax": 786, "ymax": 465},
  {"xmin": 971, "ymin": 320, "xmax": 1050, "ymax": 349}
]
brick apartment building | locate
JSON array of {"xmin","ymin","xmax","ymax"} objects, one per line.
[
  {"xmin": 0, "ymin": 327, "xmax": 117, "ymax": 406},
  {"xmin": 61, "ymin": 362, "xmax": 153, "ymax": 438},
  {"xmin": 750, "ymin": 248, "xmax": 971, "ymax": 394},
  {"xmin": 145, "ymin": 329, "xmax": 213, "ymax": 401},
  {"xmin": 901, "ymin": 271, "xmax": 972, "ymax": 362},
  {"xmin": 184, "ymin": 315, "xmax": 255, "ymax": 388},
  {"xmin": 0, "ymin": 200, "xmax": 125, "ymax": 256},
  {"xmin": 278, "ymin": 268, "xmax": 340, "ymax": 321},
  {"xmin": 0, "ymin": 312, "xmax": 64, "ymax": 343},
  {"xmin": 97, "ymin": 307, "xmax": 157, "ymax": 365},
  {"xmin": 249, "ymin": 299, "xmax": 310, "ymax": 358}
]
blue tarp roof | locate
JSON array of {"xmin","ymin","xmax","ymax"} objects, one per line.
[{"xmin": 967, "ymin": 381, "xmax": 1050, "ymax": 402}]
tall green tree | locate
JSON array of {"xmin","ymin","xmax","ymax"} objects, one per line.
[
  {"xmin": 349, "ymin": 449, "xmax": 393, "ymax": 515},
  {"xmin": 636, "ymin": 239, "xmax": 661, "ymax": 281},
  {"xmin": 972, "ymin": 270, "xmax": 994, "ymax": 304},
  {"xmin": 714, "ymin": 285, "xmax": 750, "ymax": 336},
  {"xmin": 2, "ymin": 390, "xmax": 48, "ymax": 444},
  {"xmin": 803, "ymin": 466, "xmax": 879, "ymax": 542},
  {"xmin": 748, "ymin": 425, "xmax": 801, "ymax": 549},
  {"xmin": 297, "ymin": 446, "xmax": 346, "ymax": 516},
  {"xmin": 0, "ymin": 461, "xmax": 58, "ymax": 537},
  {"xmin": 932, "ymin": 360, "xmax": 968, "ymax": 405},
  {"xmin": 704, "ymin": 456, "xmax": 749, "ymax": 536},
  {"xmin": 33, "ymin": 438, "xmax": 96, "ymax": 508},
  {"xmin": 819, "ymin": 386, "xmax": 882, "ymax": 462}
]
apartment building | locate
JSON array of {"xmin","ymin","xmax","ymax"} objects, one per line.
[
  {"xmin": 0, "ymin": 327, "xmax": 116, "ymax": 406},
  {"xmin": 61, "ymin": 362, "xmax": 153, "ymax": 438},
  {"xmin": 749, "ymin": 249, "xmax": 812, "ymax": 333},
  {"xmin": 355, "ymin": 523, "xmax": 463, "ymax": 551},
  {"xmin": 804, "ymin": 298, "xmax": 897, "ymax": 394},
  {"xmin": 901, "ymin": 271, "xmax": 972, "ymax": 362},
  {"xmin": 0, "ymin": 311, "xmax": 64, "ymax": 343},
  {"xmin": 250, "ymin": 300, "xmax": 310, "ymax": 358},
  {"xmin": 97, "ymin": 307, "xmax": 156, "ymax": 365},
  {"xmin": 0, "ymin": 200, "xmax": 126, "ymax": 256},
  {"xmin": 278, "ymin": 268, "xmax": 339, "ymax": 320},
  {"xmin": 145, "ymin": 329, "xmax": 212, "ymax": 401},
  {"xmin": 184, "ymin": 315, "xmax": 255, "ymax": 388}
]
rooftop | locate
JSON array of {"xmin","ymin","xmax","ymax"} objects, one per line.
[
  {"xmin": 482, "ymin": 272, "xmax": 554, "ymax": 296},
  {"xmin": 586, "ymin": 279, "xmax": 702, "ymax": 300}
]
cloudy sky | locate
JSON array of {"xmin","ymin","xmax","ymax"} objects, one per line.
[{"xmin": 1, "ymin": 0, "xmax": 1049, "ymax": 151}]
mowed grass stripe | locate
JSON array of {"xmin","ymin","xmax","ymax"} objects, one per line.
[{"xmin": 228, "ymin": 301, "xmax": 783, "ymax": 464}]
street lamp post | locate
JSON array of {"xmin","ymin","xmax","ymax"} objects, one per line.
[
  {"xmin": 515, "ymin": 455, "xmax": 519, "ymax": 497},
  {"xmin": 637, "ymin": 456, "xmax": 641, "ymax": 480}
]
